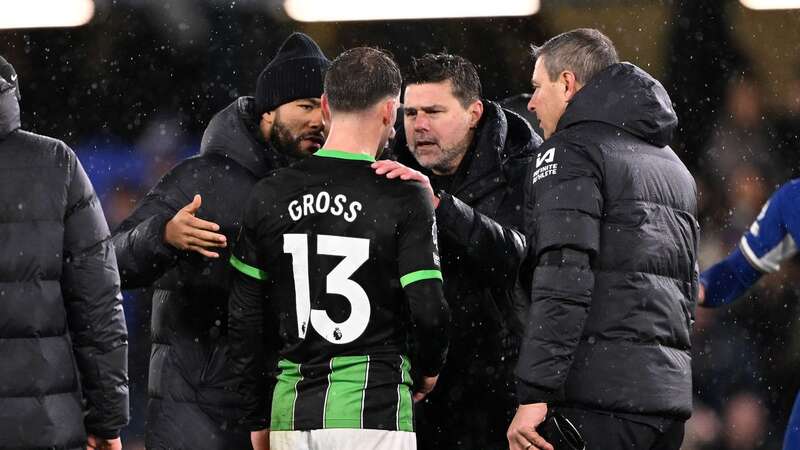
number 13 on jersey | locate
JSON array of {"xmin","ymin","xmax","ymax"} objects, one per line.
[{"xmin": 283, "ymin": 233, "xmax": 371, "ymax": 345}]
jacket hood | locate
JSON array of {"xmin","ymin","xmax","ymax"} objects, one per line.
[
  {"xmin": 199, "ymin": 96, "xmax": 291, "ymax": 178},
  {"xmin": 0, "ymin": 77, "xmax": 20, "ymax": 139},
  {"xmin": 557, "ymin": 62, "xmax": 678, "ymax": 147},
  {"xmin": 392, "ymin": 100, "xmax": 541, "ymax": 180}
]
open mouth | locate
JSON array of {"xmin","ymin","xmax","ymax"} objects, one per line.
[
  {"xmin": 415, "ymin": 139, "xmax": 438, "ymax": 149},
  {"xmin": 301, "ymin": 134, "xmax": 325, "ymax": 147}
]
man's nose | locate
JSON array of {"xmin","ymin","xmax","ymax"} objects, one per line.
[
  {"xmin": 414, "ymin": 112, "xmax": 430, "ymax": 131},
  {"xmin": 309, "ymin": 108, "xmax": 323, "ymax": 128}
]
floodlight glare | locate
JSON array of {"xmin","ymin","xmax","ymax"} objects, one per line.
[
  {"xmin": 0, "ymin": 0, "xmax": 95, "ymax": 30},
  {"xmin": 740, "ymin": 0, "xmax": 800, "ymax": 9},
  {"xmin": 284, "ymin": 0, "xmax": 540, "ymax": 22}
]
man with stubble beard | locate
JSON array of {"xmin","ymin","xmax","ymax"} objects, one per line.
[
  {"xmin": 111, "ymin": 32, "xmax": 330, "ymax": 450},
  {"xmin": 374, "ymin": 53, "xmax": 542, "ymax": 450}
]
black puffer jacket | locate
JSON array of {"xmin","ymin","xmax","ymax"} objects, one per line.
[
  {"xmin": 392, "ymin": 101, "xmax": 541, "ymax": 449},
  {"xmin": 0, "ymin": 77, "xmax": 128, "ymax": 449},
  {"xmin": 112, "ymin": 97, "xmax": 293, "ymax": 449},
  {"xmin": 517, "ymin": 63, "xmax": 699, "ymax": 419}
]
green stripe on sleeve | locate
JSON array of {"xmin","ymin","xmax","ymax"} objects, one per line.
[
  {"xmin": 399, "ymin": 269, "xmax": 442, "ymax": 288},
  {"xmin": 271, "ymin": 359, "xmax": 302, "ymax": 431},
  {"xmin": 397, "ymin": 355, "xmax": 414, "ymax": 432},
  {"xmin": 229, "ymin": 254, "xmax": 268, "ymax": 280},
  {"xmin": 324, "ymin": 355, "xmax": 369, "ymax": 429}
]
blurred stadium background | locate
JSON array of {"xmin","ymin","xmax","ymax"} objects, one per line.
[{"xmin": 2, "ymin": 1, "xmax": 800, "ymax": 448}]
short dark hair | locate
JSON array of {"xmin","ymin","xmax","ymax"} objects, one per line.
[
  {"xmin": 531, "ymin": 28, "xmax": 619, "ymax": 85},
  {"xmin": 404, "ymin": 53, "xmax": 482, "ymax": 108},
  {"xmin": 324, "ymin": 47, "xmax": 401, "ymax": 112}
]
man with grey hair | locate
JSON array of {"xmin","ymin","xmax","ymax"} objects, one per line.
[{"xmin": 508, "ymin": 28, "xmax": 698, "ymax": 450}]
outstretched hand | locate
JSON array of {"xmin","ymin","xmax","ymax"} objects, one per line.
[{"xmin": 164, "ymin": 194, "xmax": 227, "ymax": 258}]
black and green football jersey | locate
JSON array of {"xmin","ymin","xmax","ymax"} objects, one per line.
[{"xmin": 229, "ymin": 149, "xmax": 450, "ymax": 432}]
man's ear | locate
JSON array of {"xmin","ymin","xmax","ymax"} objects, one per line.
[
  {"xmin": 259, "ymin": 109, "xmax": 276, "ymax": 140},
  {"xmin": 562, "ymin": 70, "xmax": 582, "ymax": 101},
  {"xmin": 467, "ymin": 99, "xmax": 484, "ymax": 128},
  {"xmin": 383, "ymin": 98, "xmax": 397, "ymax": 126},
  {"xmin": 321, "ymin": 93, "xmax": 332, "ymax": 125}
]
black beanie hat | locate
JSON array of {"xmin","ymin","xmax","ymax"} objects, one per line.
[
  {"xmin": 0, "ymin": 56, "xmax": 21, "ymax": 101},
  {"xmin": 255, "ymin": 32, "xmax": 330, "ymax": 117}
]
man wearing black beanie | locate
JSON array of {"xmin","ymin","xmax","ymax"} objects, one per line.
[{"xmin": 111, "ymin": 32, "xmax": 330, "ymax": 450}]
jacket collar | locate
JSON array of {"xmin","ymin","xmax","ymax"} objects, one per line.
[
  {"xmin": 199, "ymin": 96, "xmax": 293, "ymax": 178},
  {"xmin": 556, "ymin": 62, "xmax": 678, "ymax": 147}
]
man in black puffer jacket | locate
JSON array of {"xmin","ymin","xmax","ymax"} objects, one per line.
[
  {"xmin": 112, "ymin": 33, "xmax": 330, "ymax": 450},
  {"xmin": 374, "ymin": 53, "xmax": 542, "ymax": 450},
  {"xmin": 508, "ymin": 29, "xmax": 698, "ymax": 450},
  {"xmin": 0, "ymin": 57, "xmax": 129, "ymax": 450}
]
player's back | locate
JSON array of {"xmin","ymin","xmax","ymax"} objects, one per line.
[{"xmin": 234, "ymin": 149, "xmax": 443, "ymax": 432}]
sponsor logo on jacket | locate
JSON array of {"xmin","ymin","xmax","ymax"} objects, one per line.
[{"xmin": 532, "ymin": 147, "xmax": 557, "ymax": 184}]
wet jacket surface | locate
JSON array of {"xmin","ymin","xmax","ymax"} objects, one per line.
[
  {"xmin": 112, "ymin": 97, "xmax": 292, "ymax": 449},
  {"xmin": 518, "ymin": 63, "xmax": 699, "ymax": 420},
  {"xmin": 392, "ymin": 100, "xmax": 542, "ymax": 449},
  {"xmin": 0, "ymin": 78, "xmax": 129, "ymax": 449}
]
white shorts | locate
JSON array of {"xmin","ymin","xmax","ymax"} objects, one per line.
[{"xmin": 270, "ymin": 429, "xmax": 416, "ymax": 450}]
